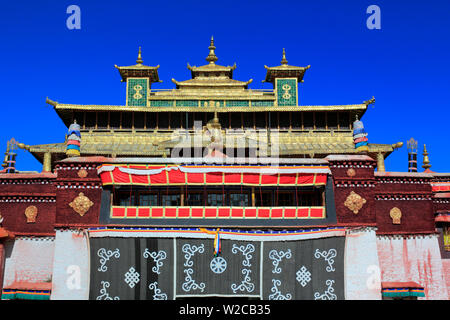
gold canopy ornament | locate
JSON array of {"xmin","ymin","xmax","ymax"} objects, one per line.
[
  {"xmin": 69, "ymin": 192, "xmax": 94, "ymax": 217},
  {"xmin": 422, "ymin": 144, "xmax": 432, "ymax": 171},
  {"xmin": 206, "ymin": 36, "xmax": 218, "ymax": 64},
  {"xmin": 136, "ymin": 46, "xmax": 143, "ymax": 65},
  {"xmin": 281, "ymin": 48, "xmax": 288, "ymax": 65},
  {"xmin": 344, "ymin": 191, "xmax": 367, "ymax": 214}
]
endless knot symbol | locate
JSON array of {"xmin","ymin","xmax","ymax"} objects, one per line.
[
  {"xmin": 133, "ymin": 84, "xmax": 143, "ymax": 100},
  {"xmin": 210, "ymin": 256, "xmax": 227, "ymax": 274},
  {"xmin": 282, "ymin": 83, "xmax": 291, "ymax": 99},
  {"xmin": 124, "ymin": 267, "xmax": 140, "ymax": 288},
  {"xmin": 296, "ymin": 266, "xmax": 312, "ymax": 287}
]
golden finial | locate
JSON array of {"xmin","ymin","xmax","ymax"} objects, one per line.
[
  {"xmin": 281, "ymin": 48, "xmax": 288, "ymax": 65},
  {"xmin": 206, "ymin": 36, "xmax": 218, "ymax": 64},
  {"xmin": 136, "ymin": 46, "xmax": 143, "ymax": 64},
  {"xmin": 422, "ymin": 144, "xmax": 431, "ymax": 170}
]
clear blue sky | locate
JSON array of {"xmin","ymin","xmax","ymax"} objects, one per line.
[{"xmin": 0, "ymin": 0, "xmax": 449, "ymax": 172}]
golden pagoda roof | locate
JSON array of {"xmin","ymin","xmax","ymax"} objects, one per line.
[
  {"xmin": 171, "ymin": 77, "xmax": 253, "ymax": 89},
  {"xmin": 49, "ymin": 100, "xmax": 368, "ymax": 127},
  {"xmin": 264, "ymin": 48, "xmax": 310, "ymax": 83},
  {"xmin": 114, "ymin": 47, "xmax": 161, "ymax": 82},
  {"xmin": 173, "ymin": 37, "xmax": 252, "ymax": 91},
  {"xmin": 21, "ymin": 127, "xmax": 398, "ymax": 165}
]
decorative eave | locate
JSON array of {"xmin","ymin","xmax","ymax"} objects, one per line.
[
  {"xmin": 187, "ymin": 62, "xmax": 237, "ymax": 79},
  {"xmin": 51, "ymin": 102, "xmax": 369, "ymax": 126},
  {"xmin": 114, "ymin": 47, "xmax": 161, "ymax": 83},
  {"xmin": 263, "ymin": 49, "xmax": 310, "ymax": 83},
  {"xmin": 171, "ymin": 78, "xmax": 253, "ymax": 89},
  {"xmin": 115, "ymin": 64, "xmax": 161, "ymax": 82}
]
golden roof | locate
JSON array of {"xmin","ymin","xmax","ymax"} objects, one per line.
[
  {"xmin": 264, "ymin": 48, "xmax": 310, "ymax": 83},
  {"xmin": 114, "ymin": 47, "xmax": 161, "ymax": 82},
  {"xmin": 21, "ymin": 127, "xmax": 398, "ymax": 165},
  {"xmin": 173, "ymin": 37, "xmax": 252, "ymax": 91}
]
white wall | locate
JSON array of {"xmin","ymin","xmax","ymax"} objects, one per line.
[{"xmin": 50, "ymin": 229, "xmax": 90, "ymax": 300}]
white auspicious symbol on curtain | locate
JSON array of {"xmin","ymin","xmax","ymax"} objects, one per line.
[
  {"xmin": 97, "ymin": 248, "xmax": 120, "ymax": 272},
  {"xmin": 231, "ymin": 244, "xmax": 255, "ymax": 293},
  {"xmin": 148, "ymin": 281, "xmax": 168, "ymax": 300},
  {"xmin": 296, "ymin": 266, "xmax": 312, "ymax": 287},
  {"xmin": 96, "ymin": 281, "xmax": 119, "ymax": 300},
  {"xmin": 124, "ymin": 267, "xmax": 140, "ymax": 288},
  {"xmin": 269, "ymin": 279, "xmax": 292, "ymax": 300},
  {"xmin": 314, "ymin": 248, "xmax": 337, "ymax": 272},
  {"xmin": 181, "ymin": 244, "xmax": 206, "ymax": 292},
  {"xmin": 268, "ymin": 249, "xmax": 292, "ymax": 274},
  {"xmin": 210, "ymin": 256, "xmax": 227, "ymax": 274},
  {"xmin": 143, "ymin": 249, "xmax": 167, "ymax": 275},
  {"xmin": 314, "ymin": 279, "xmax": 337, "ymax": 300}
]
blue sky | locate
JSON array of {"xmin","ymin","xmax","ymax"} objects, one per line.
[{"xmin": 0, "ymin": 0, "xmax": 449, "ymax": 172}]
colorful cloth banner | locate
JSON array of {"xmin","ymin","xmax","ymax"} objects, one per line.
[
  {"xmin": 1, "ymin": 288, "xmax": 51, "ymax": 300},
  {"xmin": 97, "ymin": 164, "xmax": 329, "ymax": 187}
]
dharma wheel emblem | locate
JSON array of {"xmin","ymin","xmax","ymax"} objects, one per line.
[
  {"xmin": 344, "ymin": 191, "xmax": 366, "ymax": 214},
  {"xmin": 390, "ymin": 207, "xmax": 402, "ymax": 224},
  {"xmin": 69, "ymin": 192, "xmax": 94, "ymax": 217},
  {"xmin": 24, "ymin": 205, "xmax": 38, "ymax": 223}
]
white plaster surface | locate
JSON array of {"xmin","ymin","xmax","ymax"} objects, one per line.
[
  {"xmin": 50, "ymin": 229, "xmax": 90, "ymax": 300},
  {"xmin": 376, "ymin": 235, "xmax": 448, "ymax": 300},
  {"xmin": 3, "ymin": 237, "xmax": 55, "ymax": 287},
  {"xmin": 344, "ymin": 228, "xmax": 382, "ymax": 300}
]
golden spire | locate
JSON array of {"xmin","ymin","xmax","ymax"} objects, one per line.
[
  {"xmin": 281, "ymin": 48, "xmax": 288, "ymax": 65},
  {"xmin": 422, "ymin": 144, "xmax": 431, "ymax": 170},
  {"xmin": 136, "ymin": 46, "xmax": 143, "ymax": 64},
  {"xmin": 206, "ymin": 36, "xmax": 218, "ymax": 64}
]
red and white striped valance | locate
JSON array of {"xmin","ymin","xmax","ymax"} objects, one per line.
[{"xmin": 97, "ymin": 164, "xmax": 329, "ymax": 187}]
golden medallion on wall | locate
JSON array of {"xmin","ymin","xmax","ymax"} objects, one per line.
[
  {"xmin": 25, "ymin": 205, "xmax": 38, "ymax": 223},
  {"xmin": 344, "ymin": 191, "xmax": 367, "ymax": 214},
  {"xmin": 390, "ymin": 207, "xmax": 402, "ymax": 224},
  {"xmin": 69, "ymin": 192, "xmax": 94, "ymax": 217},
  {"xmin": 347, "ymin": 168, "xmax": 356, "ymax": 177},
  {"xmin": 77, "ymin": 169, "xmax": 88, "ymax": 178}
]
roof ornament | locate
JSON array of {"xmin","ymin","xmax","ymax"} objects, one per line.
[
  {"xmin": 353, "ymin": 116, "xmax": 369, "ymax": 152},
  {"xmin": 281, "ymin": 48, "xmax": 288, "ymax": 65},
  {"xmin": 364, "ymin": 96, "xmax": 376, "ymax": 107},
  {"xmin": 2, "ymin": 138, "xmax": 18, "ymax": 173},
  {"xmin": 136, "ymin": 46, "xmax": 143, "ymax": 65},
  {"xmin": 422, "ymin": 144, "xmax": 432, "ymax": 171},
  {"xmin": 206, "ymin": 36, "xmax": 218, "ymax": 64},
  {"xmin": 407, "ymin": 138, "xmax": 418, "ymax": 172},
  {"xmin": 66, "ymin": 119, "xmax": 81, "ymax": 158}
]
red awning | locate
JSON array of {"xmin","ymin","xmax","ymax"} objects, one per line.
[
  {"xmin": 431, "ymin": 182, "xmax": 450, "ymax": 192},
  {"xmin": 97, "ymin": 164, "xmax": 329, "ymax": 187}
]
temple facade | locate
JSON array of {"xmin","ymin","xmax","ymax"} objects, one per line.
[{"xmin": 0, "ymin": 39, "xmax": 448, "ymax": 300}]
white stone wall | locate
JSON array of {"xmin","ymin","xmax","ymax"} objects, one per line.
[
  {"xmin": 344, "ymin": 227, "xmax": 382, "ymax": 300},
  {"xmin": 50, "ymin": 229, "xmax": 90, "ymax": 300},
  {"xmin": 376, "ymin": 234, "xmax": 448, "ymax": 300},
  {"xmin": 3, "ymin": 237, "xmax": 55, "ymax": 287}
]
